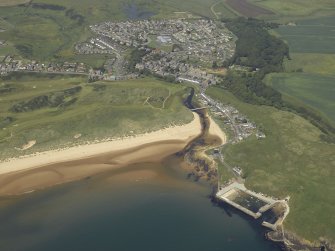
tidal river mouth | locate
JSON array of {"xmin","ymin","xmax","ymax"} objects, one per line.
[
  {"xmin": 0, "ymin": 162, "xmax": 280, "ymax": 251},
  {"xmin": 0, "ymin": 88, "xmax": 280, "ymax": 250}
]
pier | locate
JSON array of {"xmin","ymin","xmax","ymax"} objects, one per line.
[{"xmin": 216, "ymin": 182, "xmax": 289, "ymax": 230}]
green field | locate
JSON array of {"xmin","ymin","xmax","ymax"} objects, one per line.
[
  {"xmin": 271, "ymin": 15, "xmax": 335, "ymax": 129},
  {"xmin": 284, "ymin": 53, "xmax": 335, "ymax": 75},
  {"xmin": 206, "ymin": 86, "xmax": 335, "ymax": 242},
  {"xmin": 0, "ymin": 5, "xmax": 91, "ymax": 61},
  {"xmin": 275, "ymin": 16, "xmax": 335, "ymax": 53},
  {"xmin": 249, "ymin": 0, "xmax": 335, "ymax": 20},
  {"xmin": 211, "ymin": 1, "xmax": 238, "ymax": 19},
  {"xmin": 0, "ymin": 74, "xmax": 193, "ymax": 159},
  {"xmin": 265, "ymin": 73, "xmax": 335, "ymax": 124}
]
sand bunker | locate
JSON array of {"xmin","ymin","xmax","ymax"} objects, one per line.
[{"xmin": 15, "ymin": 140, "xmax": 36, "ymax": 151}]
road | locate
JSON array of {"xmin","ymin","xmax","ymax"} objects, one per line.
[
  {"xmin": 210, "ymin": 1, "xmax": 222, "ymax": 19},
  {"xmin": 200, "ymin": 92, "xmax": 240, "ymax": 140}
]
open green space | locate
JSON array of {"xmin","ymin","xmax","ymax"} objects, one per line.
[
  {"xmin": 275, "ymin": 16, "xmax": 335, "ymax": 54},
  {"xmin": 206, "ymin": 86, "xmax": 335, "ymax": 242},
  {"xmin": 265, "ymin": 73, "xmax": 335, "ymax": 124},
  {"xmin": 0, "ymin": 5, "xmax": 91, "ymax": 61},
  {"xmin": 284, "ymin": 53, "xmax": 335, "ymax": 75},
  {"xmin": 249, "ymin": 0, "xmax": 335, "ymax": 20},
  {"xmin": 211, "ymin": 1, "xmax": 238, "ymax": 19},
  {"xmin": 0, "ymin": 0, "xmax": 29, "ymax": 6},
  {"xmin": 0, "ymin": 74, "xmax": 193, "ymax": 159}
]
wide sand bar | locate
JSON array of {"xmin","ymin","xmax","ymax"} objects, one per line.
[{"xmin": 0, "ymin": 113, "xmax": 205, "ymax": 195}]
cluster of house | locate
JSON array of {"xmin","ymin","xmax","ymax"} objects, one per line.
[
  {"xmin": 86, "ymin": 19, "xmax": 235, "ymax": 63},
  {"xmin": 75, "ymin": 18, "xmax": 235, "ymax": 82},
  {"xmin": 75, "ymin": 37, "xmax": 125, "ymax": 56},
  {"xmin": 0, "ymin": 55, "xmax": 88, "ymax": 76},
  {"xmin": 135, "ymin": 50, "xmax": 218, "ymax": 86},
  {"xmin": 199, "ymin": 93, "xmax": 265, "ymax": 143}
]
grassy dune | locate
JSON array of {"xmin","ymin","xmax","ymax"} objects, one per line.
[
  {"xmin": 0, "ymin": 74, "xmax": 193, "ymax": 159},
  {"xmin": 206, "ymin": 86, "xmax": 335, "ymax": 242}
]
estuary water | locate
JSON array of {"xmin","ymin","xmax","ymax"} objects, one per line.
[{"xmin": 0, "ymin": 162, "xmax": 280, "ymax": 251}]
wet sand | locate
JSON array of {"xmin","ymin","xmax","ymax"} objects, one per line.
[
  {"xmin": 0, "ymin": 113, "xmax": 202, "ymax": 195},
  {"xmin": 0, "ymin": 140, "xmax": 195, "ymax": 195},
  {"xmin": 208, "ymin": 116, "xmax": 227, "ymax": 145},
  {"xmin": 0, "ymin": 112, "xmax": 227, "ymax": 196}
]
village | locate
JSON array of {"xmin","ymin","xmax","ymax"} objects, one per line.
[
  {"xmin": 0, "ymin": 55, "xmax": 89, "ymax": 76},
  {"xmin": 199, "ymin": 92, "xmax": 266, "ymax": 144},
  {"xmin": 76, "ymin": 18, "xmax": 235, "ymax": 85},
  {"xmin": 1, "ymin": 19, "xmax": 236, "ymax": 86}
]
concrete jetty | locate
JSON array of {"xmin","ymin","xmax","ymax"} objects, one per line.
[{"xmin": 216, "ymin": 182, "xmax": 289, "ymax": 230}]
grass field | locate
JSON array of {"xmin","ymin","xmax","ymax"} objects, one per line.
[
  {"xmin": 206, "ymin": 86, "xmax": 335, "ymax": 242},
  {"xmin": 284, "ymin": 53, "xmax": 335, "ymax": 75},
  {"xmin": 211, "ymin": 1, "xmax": 238, "ymax": 19},
  {"xmin": 0, "ymin": 74, "xmax": 193, "ymax": 159},
  {"xmin": 271, "ymin": 15, "xmax": 335, "ymax": 129},
  {"xmin": 0, "ymin": 5, "xmax": 91, "ymax": 61},
  {"xmin": 0, "ymin": 0, "xmax": 29, "ymax": 6},
  {"xmin": 275, "ymin": 16, "xmax": 335, "ymax": 53},
  {"xmin": 249, "ymin": 0, "xmax": 335, "ymax": 20},
  {"xmin": 265, "ymin": 73, "xmax": 335, "ymax": 124},
  {"xmin": 225, "ymin": 0, "xmax": 273, "ymax": 17}
]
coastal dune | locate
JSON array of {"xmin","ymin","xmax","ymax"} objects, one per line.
[{"xmin": 0, "ymin": 113, "xmax": 202, "ymax": 195}]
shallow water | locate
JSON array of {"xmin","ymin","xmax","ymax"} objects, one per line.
[{"xmin": 0, "ymin": 162, "xmax": 280, "ymax": 251}]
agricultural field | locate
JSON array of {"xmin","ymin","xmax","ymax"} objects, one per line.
[
  {"xmin": 275, "ymin": 16, "xmax": 335, "ymax": 54},
  {"xmin": 265, "ymin": 73, "xmax": 335, "ymax": 124},
  {"xmin": 249, "ymin": 0, "xmax": 335, "ymax": 20},
  {"xmin": 0, "ymin": 0, "xmax": 29, "ymax": 6},
  {"xmin": 284, "ymin": 53, "xmax": 335, "ymax": 75},
  {"xmin": 224, "ymin": 0, "xmax": 274, "ymax": 17},
  {"xmin": 210, "ymin": 1, "xmax": 238, "ymax": 19},
  {"xmin": 206, "ymin": 86, "xmax": 335, "ymax": 242},
  {"xmin": 0, "ymin": 74, "xmax": 193, "ymax": 159},
  {"xmin": 270, "ymin": 15, "xmax": 335, "ymax": 128}
]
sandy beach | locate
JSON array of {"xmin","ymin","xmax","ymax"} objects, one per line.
[
  {"xmin": 208, "ymin": 116, "xmax": 227, "ymax": 145},
  {"xmin": 0, "ymin": 113, "xmax": 227, "ymax": 195},
  {"xmin": 0, "ymin": 113, "xmax": 201, "ymax": 195}
]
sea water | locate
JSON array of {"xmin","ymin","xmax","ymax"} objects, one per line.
[{"xmin": 0, "ymin": 162, "xmax": 280, "ymax": 251}]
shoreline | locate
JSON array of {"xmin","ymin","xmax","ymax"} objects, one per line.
[
  {"xmin": 0, "ymin": 113, "xmax": 201, "ymax": 176},
  {"xmin": 0, "ymin": 113, "xmax": 205, "ymax": 196}
]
